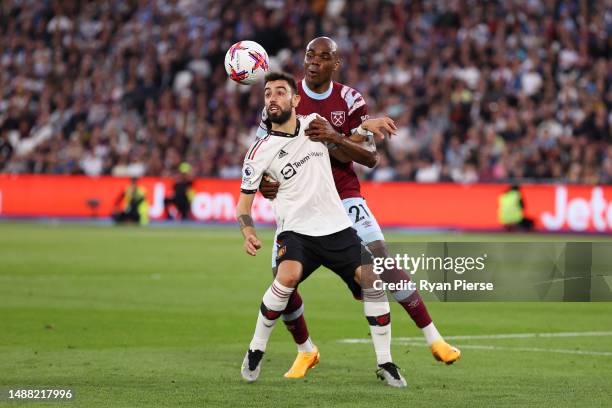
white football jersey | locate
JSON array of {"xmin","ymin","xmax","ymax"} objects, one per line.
[{"xmin": 241, "ymin": 113, "xmax": 352, "ymax": 236}]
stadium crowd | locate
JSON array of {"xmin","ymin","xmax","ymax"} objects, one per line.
[{"xmin": 0, "ymin": 0, "xmax": 610, "ymax": 184}]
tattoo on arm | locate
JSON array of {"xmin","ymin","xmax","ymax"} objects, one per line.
[{"xmin": 238, "ymin": 214, "xmax": 254, "ymax": 230}]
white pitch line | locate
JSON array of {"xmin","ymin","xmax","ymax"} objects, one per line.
[
  {"xmin": 339, "ymin": 331, "xmax": 612, "ymax": 343},
  {"xmin": 338, "ymin": 331, "xmax": 612, "ymax": 357},
  {"xmin": 396, "ymin": 342, "xmax": 612, "ymax": 357}
]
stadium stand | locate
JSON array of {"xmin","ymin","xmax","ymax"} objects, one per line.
[{"xmin": 0, "ymin": 0, "xmax": 610, "ymax": 183}]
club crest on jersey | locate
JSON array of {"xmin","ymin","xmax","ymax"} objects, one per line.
[{"xmin": 331, "ymin": 111, "xmax": 346, "ymax": 127}]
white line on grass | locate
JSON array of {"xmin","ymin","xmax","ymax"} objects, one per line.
[
  {"xmin": 339, "ymin": 331, "xmax": 612, "ymax": 357},
  {"xmin": 397, "ymin": 342, "xmax": 612, "ymax": 357},
  {"xmin": 339, "ymin": 331, "xmax": 612, "ymax": 343}
]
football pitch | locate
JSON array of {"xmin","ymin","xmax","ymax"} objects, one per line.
[{"xmin": 1, "ymin": 222, "xmax": 611, "ymax": 407}]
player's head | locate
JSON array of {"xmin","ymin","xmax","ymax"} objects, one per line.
[
  {"xmin": 264, "ymin": 71, "xmax": 300, "ymax": 125},
  {"xmin": 304, "ymin": 37, "xmax": 340, "ymax": 88}
]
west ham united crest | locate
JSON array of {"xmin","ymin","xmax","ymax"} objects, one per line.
[{"xmin": 331, "ymin": 111, "xmax": 346, "ymax": 127}]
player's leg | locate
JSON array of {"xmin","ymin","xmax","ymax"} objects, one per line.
[
  {"xmin": 280, "ymin": 288, "xmax": 319, "ymax": 378},
  {"xmin": 368, "ymin": 239, "xmax": 460, "ymax": 364},
  {"xmin": 281, "ymin": 289, "xmax": 314, "ymax": 352},
  {"xmin": 343, "ymin": 197, "xmax": 433, "ymax": 328},
  {"xmin": 242, "ymin": 232, "xmax": 321, "ymax": 381},
  {"xmin": 241, "ymin": 259, "xmax": 302, "ymax": 382},
  {"xmin": 272, "ymin": 233, "xmax": 315, "ymax": 353},
  {"xmin": 271, "ymin": 231, "xmax": 319, "ymax": 378},
  {"xmin": 343, "ymin": 197, "xmax": 461, "ymax": 364},
  {"xmin": 359, "ymin": 264, "xmax": 407, "ymax": 388},
  {"xmin": 322, "ymin": 228, "xmax": 406, "ymax": 387}
]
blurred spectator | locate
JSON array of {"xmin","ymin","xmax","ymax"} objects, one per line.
[{"xmin": 0, "ymin": 0, "xmax": 610, "ymax": 185}]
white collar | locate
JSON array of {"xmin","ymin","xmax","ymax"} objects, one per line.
[{"xmin": 301, "ymin": 79, "xmax": 332, "ymax": 100}]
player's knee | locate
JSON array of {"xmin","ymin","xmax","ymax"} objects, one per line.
[
  {"xmin": 354, "ymin": 266, "xmax": 361, "ymax": 285},
  {"xmin": 356, "ymin": 264, "xmax": 377, "ymax": 287},
  {"xmin": 276, "ymin": 262, "xmax": 302, "ymax": 288},
  {"xmin": 276, "ymin": 272, "xmax": 300, "ymax": 288}
]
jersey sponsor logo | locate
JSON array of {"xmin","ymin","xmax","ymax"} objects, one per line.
[
  {"xmin": 281, "ymin": 163, "xmax": 297, "ymax": 180},
  {"xmin": 331, "ymin": 111, "xmax": 346, "ymax": 127},
  {"xmin": 280, "ymin": 151, "xmax": 325, "ymax": 180},
  {"xmin": 278, "ymin": 149, "xmax": 288, "ymax": 159},
  {"xmin": 293, "ymin": 151, "xmax": 324, "ymax": 168}
]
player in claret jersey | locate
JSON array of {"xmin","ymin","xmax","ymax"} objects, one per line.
[{"xmin": 257, "ymin": 38, "xmax": 461, "ymax": 379}]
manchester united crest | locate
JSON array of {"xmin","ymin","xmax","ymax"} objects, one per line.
[{"xmin": 331, "ymin": 111, "xmax": 346, "ymax": 127}]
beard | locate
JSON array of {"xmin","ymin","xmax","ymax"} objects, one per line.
[{"xmin": 266, "ymin": 105, "xmax": 292, "ymax": 125}]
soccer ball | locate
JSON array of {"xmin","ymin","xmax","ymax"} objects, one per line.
[{"xmin": 224, "ymin": 41, "xmax": 270, "ymax": 85}]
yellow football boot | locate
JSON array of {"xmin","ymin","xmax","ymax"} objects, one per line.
[
  {"xmin": 283, "ymin": 346, "xmax": 320, "ymax": 378},
  {"xmin": 431, "ymin": 340, "xmax": 461, "ymax": 365}
]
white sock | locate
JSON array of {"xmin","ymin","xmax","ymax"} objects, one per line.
[
  {"xmin": 422, "ymin": 322, "xmax": 443, "ymax": 346},
  {"xmin": 370, "ymin": 323, "xmax": 392, "ymax": 365},
  {"xmin": 249, "ymin": 312, "xmax": 276, "ymax": 352},
  {"xmin": 249, "ymin": 280, "xmax": 294, "ymax": 352},
  {"xmin": 297, "ymin": 337, "xmax": 315, "ymax": 353},
  {"xmin": 363, "ymin": 288, "xmax": 392, "ymax": 365}
]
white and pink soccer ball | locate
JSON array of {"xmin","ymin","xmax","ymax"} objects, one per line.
[{"xmin": 224, "ymin": 40, "xmax": 270, "ymax": 85}]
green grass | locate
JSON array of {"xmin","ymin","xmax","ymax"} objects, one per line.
[{"xmin": 1, "ymin": 222, "xmax": 611, "ymax": 407}]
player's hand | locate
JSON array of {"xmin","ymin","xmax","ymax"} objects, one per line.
[
  {"xmin": 244, "ymin": 234, "xmax": 262, "ymax": 256},
  {"xmin": 259, "ymin": 174, "xmax": 280, "ymax": 200},
  {"xmin": 362, "ymin": 117, "xmax": 397, "ymax": 141},
  {"xmin": 305, "ymin": 117, "xmax": 341, "ymax": 144}
]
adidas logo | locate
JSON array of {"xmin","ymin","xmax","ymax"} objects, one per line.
[{"xmin": 278, "ymin": 149, "xmax": 288, "ymax": 159}]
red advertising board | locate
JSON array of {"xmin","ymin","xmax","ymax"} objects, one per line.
[{"xmin": 1, "ymin": 174, "xmax": 612, "ymax": 233}]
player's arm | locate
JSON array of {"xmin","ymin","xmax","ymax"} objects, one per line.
[
  {"xmin": 305, "ymin": 117, "xmax": 379, "ymax": 168},
  {"xmin": 236, "ymin": 192, "xmax": 261, "ymax": 256},
  {"xmin": 238, "ymin": 136, "xmax": 271, "ymax": 254},
  {"xmin": 356, "ymin": 117, "xmax": 397, "ymax": 142},
  {"xmin": 328, "ymin": 116, "xmax": 397, "ymax": 162},
  {"xmin": 326, "ymin": 133, "xmax": 376, "ymax": 163}
]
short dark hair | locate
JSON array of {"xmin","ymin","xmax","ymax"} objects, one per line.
[{"xmin": 264, "ymin": 71, "xmax": 297, "ymax": 94}]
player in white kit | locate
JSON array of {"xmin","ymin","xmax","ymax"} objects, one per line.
[{"xmin": 236, "ymin": 72, "xmax": 406, "ymax": 387}]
